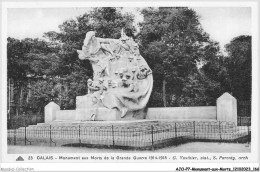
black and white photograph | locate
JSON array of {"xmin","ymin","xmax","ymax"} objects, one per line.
[{"xmin": 1, "ymin": 1, "xmax": 259, "ymax": 171}]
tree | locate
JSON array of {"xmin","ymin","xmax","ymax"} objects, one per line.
[
  {"xmin": 224, "ymin": 35, "xmax": 251, "ymax": 100},
  {"xmin": 7, "ymin": 37, "xmax": 59, "ymax": 117},
  {"xmin": 7, "ymin": 37, "xmax": 58, "ymax": 82},
  {"xmin": 202, "ymin": 35, "xmax": 251, "ymax": 102},
  {"xmin": 7, "ymin": 37, "xmax": 29, "ymax": 83},
  {"xmin": 139, "ymin": 7, "xmax": 221, "ymax": 107}
]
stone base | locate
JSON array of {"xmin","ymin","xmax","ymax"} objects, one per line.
[
  {"xmin": 121, "ymin": 110, "xmax": 146, "ymax": 120},
  {"xmin": 146, "ymin": 107, "xmax": 216, "ymax": 120},
  {"xmin": 56, "ymin": 110, "xmax": 76, "ymax": 121},
  {"xmin": 76, "ymin": 95, "xmax": 93, "ymax": 109},
  {"xmin": 76, "ymin": 108, "xmax": 120, "ymax": 121}
]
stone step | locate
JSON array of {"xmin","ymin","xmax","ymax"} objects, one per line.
[
  {"xmin": 19, "ymin": 119, "xmax": 239, "ymax": 134},
  {"xmin": 24, "ymin": 119, "xmax": 236, "ymax": 130},
  {"xmin": 21, "ymin": 123, "xmax": 242, "ymax": 132},
  {"xmin": 41, "ymin": 119, "xmax": 218, "ymax": 125}
]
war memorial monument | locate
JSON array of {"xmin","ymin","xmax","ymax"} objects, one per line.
[
  {"xmin": 8, "ymin": 30, "xmax": 244, "ymax": 149},
  {"xmin": 45, "ymin": 29, "xmax": 237, "ymax": 123}
]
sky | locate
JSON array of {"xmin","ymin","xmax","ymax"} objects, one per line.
[{"xmin": 7, "ymin": 7, "xmax": 251, "ymax": 51}]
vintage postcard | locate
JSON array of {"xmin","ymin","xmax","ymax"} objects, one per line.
[{"xmin": 0, "ymin": 0, "xmax": 259, "ymax": 171}]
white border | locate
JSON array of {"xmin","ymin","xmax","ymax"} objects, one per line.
[
  {"xmin": 1, "ymin": 1, "xmax": 259, "ymax": 171},
  {"xmin": 1, "ymin": 1, "xmax": 257, "ymax": 8}
]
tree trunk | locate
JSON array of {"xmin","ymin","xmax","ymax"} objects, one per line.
[
  {"xmin": 163, "ymin": 79, "xmax": 167, "ymax": 107},
  {"xmin": 27, "ymin": 82, "xmax": 31, "ymax": 104},
  {"xmin": 19, "ymin": 85, "xmax": 23, "ymax": 113},
  {"xmin": 8, "ymin": 79, "xmax": 11, "ymax": 119},
  {"xmin": 10, "ymin": 79, "xmax": 14, "ymax": 104}
]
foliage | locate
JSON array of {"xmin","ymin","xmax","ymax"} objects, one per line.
[
  {"xmin": 7, "ymin": 37, "xmax": 59, "ymax": 116},
  {"xmin": 224, "ymin": 35, "xmax": 251, "ymax": 100},
  {"xmin": 7, "ymin": 38, "xmax": 58, "ymax": 83},
  {"xmin": 202, "ymin": 35, "xmax": 251, "ymax": 101},
  {"xmin": 138, "ymin": 7, "xmax": 222, "ymax": 106}
]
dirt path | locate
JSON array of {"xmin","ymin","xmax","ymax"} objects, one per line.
[{"xmin": 8, "ymin": 142, "xmax": 250, "ymax": 154}]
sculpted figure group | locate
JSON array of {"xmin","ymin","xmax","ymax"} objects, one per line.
[{"xmin": 76, "ymin": 29, "xmax": 153, "ymax": 120}]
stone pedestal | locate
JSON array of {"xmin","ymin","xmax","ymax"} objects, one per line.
[
  {"xmin": 76, "ymin": 108, "xmax": 120, "ymax": 121},
  {"xmin": 55, "ymin": 110, "xmax": 76, "ymax": 121},
  {"xmin": 217, "ymin": 92, "xmax": 237, "ymax": 123},
  {"xmin": 44, "ymin": 102, "xmax": 60, "ymax": 123},
  {"xmin": 146, "ymin": 106, "xmax": 216, "ymax": 120}
]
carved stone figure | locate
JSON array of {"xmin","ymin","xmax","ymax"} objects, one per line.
[{"xmin": 76, "ymin": 29, "xmax": 153, "ymax": 120}]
